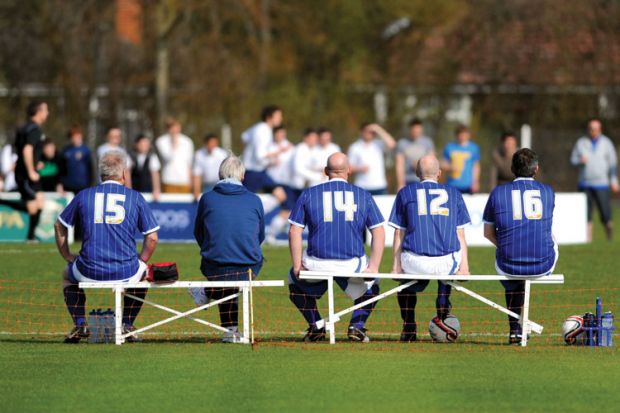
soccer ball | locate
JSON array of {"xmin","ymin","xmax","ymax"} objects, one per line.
[
  {"xmin": 562, "ymin": 315, "xmax": 585, "ymax": 345},
  {"xmin": 429, "ymin": 315, "xmax": 461, "ymax": 342}
]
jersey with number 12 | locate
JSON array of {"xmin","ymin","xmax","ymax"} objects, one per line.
[
  {"xmin": 389, "ymin": 180, "xmax": 471, "ymax": 256},
  {"xmin": 483, "ymin": 177, "xmax": 556, "ymax": 275},
  {"xmin": 288, "ymin": 179, "xmax": 384, "ymax": 260},
  {"xmin": 58, "ymin": 181, "xmax": 159, "ymax": 281}
]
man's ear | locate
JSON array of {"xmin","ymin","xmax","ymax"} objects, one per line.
[
  {"xmin": 437, "ymin": 169, "xmax": 442, "ymax": 179},
  {"xmin": 241, "ymin": 173, "xmax": 245, "ymax": 182},
  {"xmin": 533, "ymin": 165, "xmax": 540, "ymax": 177},
  {"xmin": 324, "ymin": 167, "xmax": 329, "ymax": 177}
]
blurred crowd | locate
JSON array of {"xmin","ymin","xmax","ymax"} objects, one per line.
[{"xmin": 1, "ymin": 102, "xmax": 617, "ymax": 242}]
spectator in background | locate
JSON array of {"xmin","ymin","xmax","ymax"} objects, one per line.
[
  {"xmin": 0, "ymin": 142, "xmax": 17, "ymax": 192},
  {"xmin": 61, "ymin": 126, "xmax": 92, "ymax": 194},
  {"xmin": 156, "ymin": 117, "xmax": 194, "ymax": 193},
  {"xmin": 38, "ymin": 139, "xmax": 63, "ymax": 192},
  {"xmin": 490, "ymin": 131, "xmax": 518, "ymax": 189},
  {"xmin": 129, "ymin": 134, "xmax": 161, "ymax": 201},
  {"xmin": 96, "ymin": 127, "xmax": 127, "ymax": 160},
  {"xmin": 441, "ymin": 125, "xmax": 481, "ymax": 194},
  {"xmin": 348, "ymin": 123, "xmax": 396, "ymax": 195},
  {"xmin": 265, "ymin": 125, "xmax": 295, "ymax": 243},
  {"xmin": 311, "ymin": 127, "xmax": 341, "ymax": 185},
  {"xmin": 570, "ymin": 118, "xmax": 619, "ymax": 241},
  {"xmin": 193, "ymin": 133, "xmax": 229, "ymax": 200},
  {"xmin": 395, "ymin": 118, "xmax": 434, "ymax": 191}
]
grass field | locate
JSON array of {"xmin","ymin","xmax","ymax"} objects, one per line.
[{"xmin": 1, "ymin": 221, "xmax": 619, "ymax": 412}]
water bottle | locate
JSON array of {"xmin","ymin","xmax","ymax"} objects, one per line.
[
  {"xmin": 601, "ymin": 312, "xmax": 614, "ymax": 347},
  {"xmin": 88, "ymin": 309, "xmax": 98, "ymax": 343},
  {"xmin": 96, "ymin": 309, "xmax": 104, "ymax": 343},
  {"xmin": 583, "ymin": 312, "xmax": 596, "ymax": 346},
  {"xmin": 104, "ymin": 308, "xmax": 115, "ymax": 343}
]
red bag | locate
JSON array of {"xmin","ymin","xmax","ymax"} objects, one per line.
[{"xmin": 146, "ymin": 262, "xmax": 179, "ymax": 284}]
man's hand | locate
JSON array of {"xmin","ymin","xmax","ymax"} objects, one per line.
[
  {"xmin": 611, "ymin": 182, "xmax": 620, "ymax": 193},
  {"xmin": 392, "ymin": 262, "xmax": 403, "ymax": 274},
  {"xmin": 580, "ymin": 155, "xmax": 588, "ymax": 164},
  {"xmin": 65, "ymin": 253, "xmax": 78, "ymax": 264},
  {"xmin": 28, "ymin": 171, "xmax": 40, "ymax": 182},
  {"xmin": 292, "ymin": 265, "xmax": 306, "ymax": 279},
  {"xmin": 455, "ymin": 266, "xmax": 470, "ymax": 276}
]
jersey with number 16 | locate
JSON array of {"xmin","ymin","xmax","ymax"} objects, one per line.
[
  {"xmin": 483, "ymin": 178, "xmax": 556, "ymax": 275},
  {"xmin": 58, "ymin": 181, "xmax": 159, "ymax": 281}
]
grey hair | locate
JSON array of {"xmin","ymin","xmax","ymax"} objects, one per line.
[
  {"xmin": 99, "ymin": 150, "xmax": 128, "ymax": 180},
  {"xmin": 218, "ymin": 155, "xmax": 245, "ymax": 181}
]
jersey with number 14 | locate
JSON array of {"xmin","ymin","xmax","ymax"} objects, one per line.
[
  {"xmin": 483, "ymin": 178, "xmax": 555, "ymax": 275},
  {"xmin": 288, "ymin": 179, "xmax": 384, "ymax": 260},
  {"xmin": 58, "ymin": 181, "xmax": 159, "ymax": 281},
  {"xmin": 389, "ymin": 180, "xmax": 471, "ymax": 256}
]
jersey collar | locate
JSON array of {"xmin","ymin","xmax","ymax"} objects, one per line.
[
  {"xmin": 421, "ymin": 179, "xmax": 438, "ymax": 184},
  {"xmin": 514, "ymin": 177, "xmax": 535, "ymax": 181},
  {"xmin": 329, "ymin": 178, "xmax": 348, "ymax": 183},
  {"xmin": 101, "ymin": 180, "xmax": 123, "ymax": 185}
]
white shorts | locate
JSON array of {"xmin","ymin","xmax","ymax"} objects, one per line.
[
  {"xmin": 401, "ymin": 250, "xmax": 461, "ymax": 276},
  {"xmin": 495, "ymin": 242, "xmax": 560, "ymax": 277},
  {"xmin": 294, "ymin": 251, "xmax": 374, "ymax": 300},
  {"xmin": 70, "ymin": 260, "xmax": 147, "ymax": 284}
]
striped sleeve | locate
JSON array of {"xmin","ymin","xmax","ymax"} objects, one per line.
[
  {"xmin": 365, "ymin": 192, "xmax": 385, "ymax": 229},
  {"xmin": 58, "ymin": 193, "xmax": 80, "ymax": 228},
  {"xmin": 388, "ymin": 190, "xmax": 406, "ymax": 230},
  {"xmin": 137, "ymin": 194, "xmax": 160, "ymax": 235}
]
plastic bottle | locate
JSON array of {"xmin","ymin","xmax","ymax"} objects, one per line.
[
  {"xmin": 601, "ymin": 312, "xmax": 614, "ymax": 347},
  {"xmin": 88, "ymin": 309, "xmax": 97, "ymax": 343},
  {"xmin": 583, "ymin": 312, "xmax": 596, "ymax": 346}
]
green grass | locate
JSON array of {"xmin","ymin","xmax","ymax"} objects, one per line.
[{"xmin": 1, "ymin": 220, "xmax": 619, "ymax": 412}]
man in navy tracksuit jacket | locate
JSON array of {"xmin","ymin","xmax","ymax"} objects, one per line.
[{"xmin": 193, "ymin": 155, "xmax": 265, "ymax": 341}]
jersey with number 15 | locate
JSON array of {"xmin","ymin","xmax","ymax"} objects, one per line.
[
  {"xmin": 483, "ymin": 178, "xmax": 555, "ymax": 275},
  {"xmin": 288, "ymin": 178, "xmax": 384, "ymax": 260},
  {"xmin": 58, "ymin": 181, "xmax": 160, "ymax": 281},
  {"xmin": 389, "ymin": 180, "xmax": 471, "ymax": 257}
]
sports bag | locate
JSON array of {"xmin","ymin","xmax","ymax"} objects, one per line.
[{"xmin": 146, "ymin": 262, "xmax": 179, "ymax": 284}]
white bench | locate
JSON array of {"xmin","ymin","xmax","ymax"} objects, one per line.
[
  {"xmin": 79, "ymin": 280, "xmax": 284, "ymax": 345},
  {"xmin": 300, "ymin": 271, "xmax": 564, "ymax": 346}
]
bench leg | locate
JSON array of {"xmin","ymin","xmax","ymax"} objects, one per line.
[
  {"xmin": 115, "ymin": 287, "xmax": 123, "ymax": 345},
  {"xmin": 521, "ymin": 280, "xmax": 531, "ymax": 347},
  {"xmin": 327, "ymin": 277, "xmax": 336, "ymax": 344}
]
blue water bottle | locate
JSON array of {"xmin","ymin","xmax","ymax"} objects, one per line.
[
  {"xmin": 601, "ymin": 312, "xmax": 614, "ymax": 347},
  {"xmin": 583, "ymin": 312, "xmax": 595, "ymax": 346}
]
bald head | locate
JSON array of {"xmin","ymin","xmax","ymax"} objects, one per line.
[
  {"xmin": 325, "ymin": 152, "xmax": 350, "ymax": 179},
  {"xmin": 416, "ymin": 154, "xmax": 441, "ymax": 181}
]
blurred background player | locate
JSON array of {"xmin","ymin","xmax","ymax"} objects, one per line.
[
  {"xmin": 490, "ymin": 131, "xmax": 519, "ymax": 189},
  {"xmin": 441, "ymin": 125, "xmax": 481, "ymax": 194},
  {"xmin": 60, "ymin": 126, "xmax": 92, "ymax": 195},
  {"xmin": 129, "ymin": 134, "xmax": 161, "ymax": 201},
  {"xmin": 390, "ymin": 154, "xmax": 470, "ymax": 342},
  {"xmin": 14, "ymin": 100, "xmax": 49, "ymax": 241},
  {"xmin": 348, "ymin": 123, "xmax": 396, "ymax": 195},
  {"xmin": 0, "ymin": 140, "xmax": 17, "ymax": 192},
  {"xmin": 483, "ymin": 148, "xmax": 558, "ymax": 344},
  {"xmin": 265, "ymin": 125, "xmax": 295, "ymax": 242},
  {"xmin": 310, "ymin": 127, "xmax": 341, "ymax": 185},
  {"xmin": 395, "ymin": 118, "xmax": 434, "ymax": 191},
  {"xmin": 192, "ymin": 133, "xmax": 228, "ymax": 199},
  {"xmin": 54, "ymin": 150, "xmax": 159, "ymax": 343},
  {"xmin": 288, "ymin": 152, "xmax": 385, "ymax": 343},
  {"xmin": 570, "ymin": 118, "xmax": 619, "ymax": 241},
  {"xmin": 192, "ymin": 155, "xmax": 265, "ymax": 343},
  {"xmin": 96, "ymin": 126, "xmax": 127, "ymax": 160},
  {"xmin": 155, "ymin": 117, "xmax": 194, "ymax": 193},
  {"xmin": 38, "ymin": 138, "xmax": 63, "ymax": 193},
  {"xmin": 291, "ymin": 128, "xmax": 324, "ymax": 191}
]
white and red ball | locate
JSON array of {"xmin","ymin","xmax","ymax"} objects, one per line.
[
  {"xmin": 429, "ymin": 315, "xmax": 460, "ymax": 342},
  {"xmin": 562, "ymin": 315, "xmax": 584, "ymax": 345}
]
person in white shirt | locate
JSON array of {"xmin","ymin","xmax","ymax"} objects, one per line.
[
  {"xmin": 265, "ymin": 126, "xmax": 296, "ymax": 242},
  {"xmin": 129, "ymin": 134, "xmax": 161, "ymax": 201},
  {"xmin": 241, "ymin": 105, "xmax": 287, "ymax": 204},
  {"xmin": 193, "ymin": 134, "xmax": 229, "ymax": 199},
  {"xmin": 0, "ymin": 143, "xmax": 17, "ymax": 192},
  {"xmin": 347, "ymin": 123, "xmax": 396, "ymax": 195},
  {"xmin": 96, "ymin": 127, "xmax": 131, "ymax": 186},
  {"xmin": 291, "ymin": 128, "xmax": 324, "ymax": 192},
  {"xmin": 155, "ymin": 117, "xmax": 195, "ymax": 193},
  {"xmin": 309, "ymin": 127, "xmax": 341, "ymax": 186}
]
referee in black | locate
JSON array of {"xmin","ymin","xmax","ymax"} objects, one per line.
[{"xmin": 15, "ymin": 101, "xmax": 49, "ymax": 241}]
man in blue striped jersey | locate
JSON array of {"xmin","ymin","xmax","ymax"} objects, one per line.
[
  {"xmin": 54, "ymin": 150, "xmax": 160, "ymax": 343},
  {"xmin": 483, "ymin": 148, "xmax": 558, "ymax": 344},
  {"xmin": 389, "ymin": 155, "xmax": 471, "ymax": 342},
  {"xmin": 288, "ymin": 152, "xmax": 385, "ymax": 342}
]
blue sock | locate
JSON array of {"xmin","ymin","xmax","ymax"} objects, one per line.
[
  {"xmin": 63, "ymin": 285, "xmax": 86, "ymax": 326},
  {"xmin": 76, "ymin": 317, "xmax": 86, "ymax": 327},
  {"xmin": 350, "ymin": 284, "xmax": 379, "ymax": 329},
  {"xmin": 289, "ymin": 284, "xmax": 322, "ymax": 328}
]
